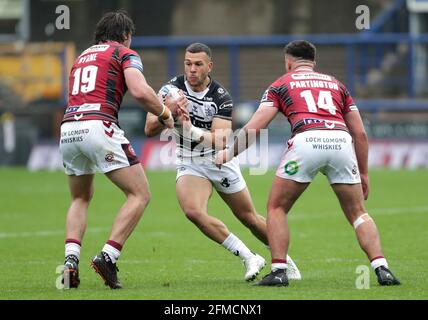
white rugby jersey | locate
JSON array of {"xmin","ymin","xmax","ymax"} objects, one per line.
[{"xmin": 159, "ymin": 75, "xmax": 233, "ymax": 160}]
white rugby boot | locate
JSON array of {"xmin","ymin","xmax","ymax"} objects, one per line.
[
  {"xmin": 243, "ymin": 253, "xmax": 266, "ymax": 281},
  {"xmin": 286, "ymin": 254, "xmax": 302, "ymax": 280}
]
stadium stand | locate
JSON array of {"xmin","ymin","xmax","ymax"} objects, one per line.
[{"xmin": 0, "ymin": 0, "xmax": 427, "ymax": 169}]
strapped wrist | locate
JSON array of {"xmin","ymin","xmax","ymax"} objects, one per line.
[{"xmin": 157, "ymin": 105, "xmax": 166, "ymax": 118}]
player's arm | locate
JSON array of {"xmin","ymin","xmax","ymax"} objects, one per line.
[
  {"xmin": 145, "ymin": 93, "xmax": 188, "ymax": 137},
  {"xmin": 179, "ymin": 93, "xmax": 233, "ymax": 149},
  {"xmin": 182, "ymin": 117, "xmax": 232, "ymax": 150},
  {"xmin": 145, "ymin": 111, "xmax": 164, "ymax": 137},
  {"xmin": 215, "ymin": 104, "xmax": 278, "ymax": 164},
  {"xmin": 124, "ymin": 68, "xmax": 173, "ymax": 128},
  {"xmin": 210, "ymin": 118, "xmax": 232, "ymax": 150},
  {"xmin": 344, "ymin": 110, "xmax": 370, "ymax": 200}
]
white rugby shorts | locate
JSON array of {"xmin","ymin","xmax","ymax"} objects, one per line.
[
  {"xmin": 176, "ymin": 157, "xmax": 247, "ymax": 194},
  {"xmin": 276, "ymin": 130, "xmax": 361, "ymax": 184},
  {"xmin": 60, "ymin": 120, "xmax": 139, "ymax": 176}
]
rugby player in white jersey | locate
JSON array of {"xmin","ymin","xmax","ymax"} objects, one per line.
[{"xmin": 145, "ymin": 43, "xmax": 301, "ymax": 281}]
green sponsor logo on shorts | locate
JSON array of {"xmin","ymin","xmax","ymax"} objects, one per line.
[{"xmin": 284, "ymin": 161, "xmax": 299, "ymax": 175}]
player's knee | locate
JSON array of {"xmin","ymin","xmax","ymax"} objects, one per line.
[
  {"xmin": 184, "ymin": 208, "xmax": 204, "ymax": 224},
  {"xmin": 344, "ymin": 203, "xmax": 366, "ymax": 223},
  {"xmin": 72, "ymin": 190, "xmax": 93, "ymax": 203},
  {"xmin": 267, "ymin": 202, "xmax": 287, "ymax": 215},
  {"xmin": 130, "ymin": 189, "xmax": 151, "ymax": 214},
  {"xmin": 138, "ymin": 189, "xmax": 151, "ymax": 209}
]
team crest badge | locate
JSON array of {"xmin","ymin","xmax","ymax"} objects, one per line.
[{"xmin": 105, "ymin": 153, "xmax": 114, "ymax": 162}]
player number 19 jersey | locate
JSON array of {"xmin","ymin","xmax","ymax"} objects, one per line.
[{"xmin": 62, "ymin": 41, "xmax": 144, "ymax": 124}]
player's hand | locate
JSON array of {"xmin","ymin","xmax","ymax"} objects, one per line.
[
  {"xmin": 360, "ymin": 173, "xmax": 370, "ymax": 200},
  {"xmin": 164, "ymin": 91, "xmax": 188, "ymax": 119},
  {"xmin": 215, "ymin": 149, "xmax": 233, "ymax": 168},
  {"xmin": 175, "ymin": 106, "xmax": 190, "ymax": 125}
]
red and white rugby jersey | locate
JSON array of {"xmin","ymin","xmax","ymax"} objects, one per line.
[
  {"xmin": 260, "ymin": 67, "xmax": 358, "ymax": 135},
  {"xmin": 62, "ymin": 41, "xmax": 144, "ymax": 124}
]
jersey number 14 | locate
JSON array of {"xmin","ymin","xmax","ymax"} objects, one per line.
[
  {"xmin": 71, "ymin": 65, "xmax": 98, "ymax": 95},
  {"xmin": 300, "ymin": 90, "xmax": 336, "ymax": 115}
]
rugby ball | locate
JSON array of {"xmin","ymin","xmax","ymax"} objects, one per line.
[{"xmin": 160, "ymin": 84, "xmax": 182, "ymax": 102}]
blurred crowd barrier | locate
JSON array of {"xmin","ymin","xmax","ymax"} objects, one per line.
[
  {"xmin": 0, "ymin": 42, "xmax": 75, "ymax": 102},
  {"xmin": 24, "ymin": 138, "xmax": 428, "ymax": 173}
]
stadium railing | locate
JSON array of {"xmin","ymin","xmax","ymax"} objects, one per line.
[{"xmin": 132, "ymin": 33, "xmax": 428, "ymax": 107}]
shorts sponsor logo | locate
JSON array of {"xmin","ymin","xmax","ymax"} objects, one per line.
[
  {"xmin": 60, "ymin": 128, "xmax": 89, "ymax": 144},
  {"xmin": 312, "ymin": 144, "xmax": 342, "ymax": 150},
  {"xmin": 220, "ymin": 178, "xmax": 231, "ymax": 188},
  {"xmin": 105, "ymin": 153, "xmax": 114, "ymax": 162},
  {"xmin": 60, "ymin": 136, "xmax": 83, "ymax": 144},
  {"xmin": 284, "ymin": 161, "xmax": 299, "ymax": 175},
  {"xmin": 61, "ymin": 129, "xmax": 89, "ymax": 137},
  {"xmin": 352, "ymin": 165, "xmax": 358, "ymax": 175},
  {"xmin": 311, "ymin": 137, "xmax": 345, "ymax": 150},
  {"xmin": 230, "ymin": 177, "xmax": 240, "ymax": 185}
]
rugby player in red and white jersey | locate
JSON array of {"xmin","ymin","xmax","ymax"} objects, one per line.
[
  {"xmin": 217, "ymin": 40, "xmax": 400, "ymax": 286},
  {"xmin": 60, "ymin": 11, "xmax": 174, "ymax": 289}
]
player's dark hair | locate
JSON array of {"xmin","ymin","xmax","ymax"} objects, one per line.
[
  {"xmin": 186, "ymin": 43, "xmax": 212, "ymax": 59},
  {"xmin": 94, "ymin": 10, "xmax": 135, "ymax": 44},
  {"xmin": 284, "ymin": 40, "xmax": 316, "ymax": 61}
]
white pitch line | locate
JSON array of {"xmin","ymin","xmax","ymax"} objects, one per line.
[
  {"xmin": 287, "ymin": 205, "xmax": 428, "ymax": 220},
  {"xmin": 0, "ymin": 227, "xmax": 110, "ymax": 239},
  {"xmin": 0, "ymin": 206, "xmax": 426, "ymax": 239},
  {"xmin": 0, "ymin": 228, "xmax": 169, "ymax": 240}
]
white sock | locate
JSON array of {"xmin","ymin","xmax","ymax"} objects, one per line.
[
  {"xmin": 271, "ymin": 263, "xmax": 287, "ymax": 272},
  {"xmin": 222, "ymin": 233, "xmax": 254, "ymax": 260},
  {"xmin": 65, "ymin": 243, "xmax": 81, "ymax": 260},
  {"xmin": 102, "ymin": 244, "xmax": 121, "ymax": 264},
  {"xmin": 264, "ymin": 245, "xmax": 291, "ymax": 270},
  {"xmin": 371, "ymin": 257, "xmax": 388, "ymax": 270}
]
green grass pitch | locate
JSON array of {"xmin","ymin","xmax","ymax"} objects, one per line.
[{"xmin": 0, "ymin": 168, "xmax": 427, "ymax": 300}]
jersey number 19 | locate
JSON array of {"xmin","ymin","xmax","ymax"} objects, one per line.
[{"xmin": 71, "ymin": 65, "xmax": 98, "ymax": 95}]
